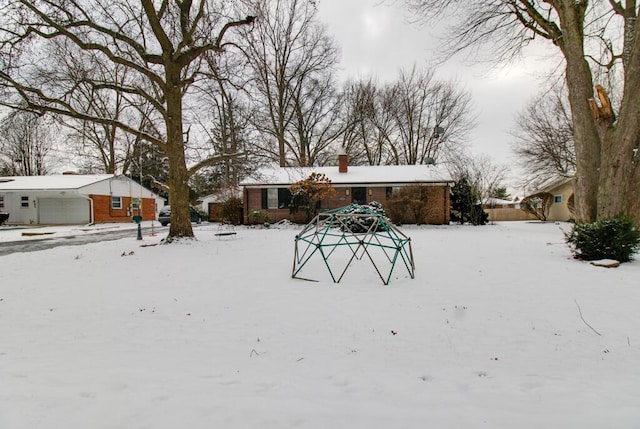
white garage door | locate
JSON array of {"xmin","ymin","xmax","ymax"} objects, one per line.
[{"xmin": 39, "ymin": 198, "xmax": 90, "ymax": 224}]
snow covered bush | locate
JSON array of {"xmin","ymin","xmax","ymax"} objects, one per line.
[
  {"xmin": 340, "ymin": 202, "xmax": 390, "ymax": 233},
  {"xmin": 565, "ymin": 216, "xmax": 640, "ymax": 262}
]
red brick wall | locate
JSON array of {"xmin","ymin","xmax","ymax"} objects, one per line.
[
  {"xmin": 91, "ymin": 195, "xmax": 157, "ymax": 223},
  {"xmin": 243, "ymin": 188, "xmax": 307, "ymax": 223},
  {"xmin": 244, "ymin": 184, "xmax": 451, "ymax": 225}
]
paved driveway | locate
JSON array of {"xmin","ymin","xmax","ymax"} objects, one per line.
[{"xmin": 0, "ymin": 224, "xmax": 183, "ymax": 256}]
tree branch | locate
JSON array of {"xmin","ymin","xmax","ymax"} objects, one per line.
[
  {"xmin": 186, "ymin": 152, "xmax": 246, "ymax": 177},
  {"xmin": 0, "ymin": 71, "xmax": 166, "ymax": 150},
  {"xmin": 176, "ymin": 15, "xmax": 255, "ymax": 67}
]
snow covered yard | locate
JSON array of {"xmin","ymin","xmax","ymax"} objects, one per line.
[{"xmin": 1, "ymin": 221, "xmax": 639, "ymax": 428}]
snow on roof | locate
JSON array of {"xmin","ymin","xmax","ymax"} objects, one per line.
[
  {"xmin": 483, "ymin": 197, "xmax": 518, "ymax": 206},
  {"xmin": 240, "ymin": 164, "xmax": 454, "ymax": 186},
  {"xmin": 198, "ymin": 187, "xmax": 243, "ymax": 203},
  {"xmin": 527, "ymin": 176, "xmax": 574, "ymax": 196},
  {"xmin": 0, "ymin": 174, "xmax": 115, "ymax": 191}
]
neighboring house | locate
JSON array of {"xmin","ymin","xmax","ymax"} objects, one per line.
[
  {"xmin": 0, "ymin": 174, "xmax": 164, "ymax": 225},
  {"xmin": 482, "ymin": 197, "xmax": 537, "ymax": 222},
  {"xmin": 198, "ymin": 187, "xmax": 242, "ymax": 222},
  {"xmin": 239, "ymin": 154, "xmax": 454, "ymax": 225},
  {"xmin": 525, "ymin": 177, "xmax": 575, "ymax": 222}
]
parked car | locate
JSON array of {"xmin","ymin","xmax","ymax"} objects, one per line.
[{"xmin": 157, "ymin": 205, "xmax": 202, "ymax": 226}]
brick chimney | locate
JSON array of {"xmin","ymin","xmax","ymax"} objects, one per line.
[{"xmin": 338, "ymin": 148, "xmax": 348, "ymax": 173}]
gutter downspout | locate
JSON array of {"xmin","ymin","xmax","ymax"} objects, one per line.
[{"xmin": 81, "ymin": 195, "xmax": 95, "ymax": 225}]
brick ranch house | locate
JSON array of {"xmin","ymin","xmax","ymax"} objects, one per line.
[
  {"xmin": 240, "ymin": 154, "xmax": 454, "ymax": 225},
  {"xmin": 0, "ymin": 174, "xmax": 164, "ymax": 225}
]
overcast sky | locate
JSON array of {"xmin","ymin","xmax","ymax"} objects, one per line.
[{"xmin": 316, "ymin": 0, "xmax": 559, "ymax": 192}]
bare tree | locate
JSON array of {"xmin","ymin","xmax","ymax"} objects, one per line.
[
  {"xmin": 449, "ymin": 153, "xmax": 510, "ymax": 207},
  {"xmin": 388, "ymin": 66, "xmax": 475, "ymax": 165},
  {"xmin": 511, "ymin": 88, "xmax": 576, "ymax": 187},
  {"xmin": 404, "ymin": 0, "xmax": 640, "ymax": 224},
  {"xmin": 340, "ymin": 68, "xmax": 474, "ymax": 167},
  {"xmin": 340, "ymin": 78, "xmax": 397, "ymax": 166},
  {"xmin": 521, "ymin": 192, "xmax": 555, "ymax": 221},
  {"xmin": 288, "ymin": 67, "xmax": 344, "ymax": 166},
  {"xmin": 0, "ymin": 110, "xmax": 55, "ymax": 176},
  {"xmin": 195, "ymin": 52, "xmax": 253, "ymax": 189},
  {"xmin": 0, "ymin": 1, "xmax": 255, "ymax": 241},
  {"xmin": 45, "ymin": 45, "xmax": 142, "ymax": 175},
  {"xmin": 243, "ymin": 0, "xmax": 340, "ymax": 167}
]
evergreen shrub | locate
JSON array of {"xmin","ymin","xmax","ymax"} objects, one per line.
[
  {"xmin": 248, "ymin": 210, "xmax": 270, "ymax": 225},
  {"xmin": 565, "ymin": 216, "xmax": 640, "ymax": 262}
]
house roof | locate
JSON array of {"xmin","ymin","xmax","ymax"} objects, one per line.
[
  {"xmin": 483, "ymin": 197, "xmax": 517, "ymax": 206},
  {"xmin": 528, "ymin": 176, "xmax": 574, "ymax": 196},
  {"xmin": 240, "ymin": 164, "xmax": 454, "ymax": 187},
  {"xmin": 0, "ymin": 174, "xmax": 115, "ymax": 191},
  {"xmin": 198, "ymin": 187, "xmax": 243, "ymax": 204}
]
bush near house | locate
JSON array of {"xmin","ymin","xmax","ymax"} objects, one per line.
[
  {"xmin": 521, "ymin": 192, "xmax": 554, "ymax": 221},
  {"xmin": 384, "ymin": 185, "xmax": 431, "ymax": 224},
  {"xmin": 218, "ymin": 196, "xmax": 243, "ymax": 225},
  {"xmin": 340, "ymin": 202, "xmax": 390, "ymax": 233},
  {"xmin": 289, "ymin": 173, "xmax": 336, "ymax": 222},
  {"xmin": 565, "ymin": 216, "xmax": 640, "ymax": 262},
  {"xmin": 248, "ymin": 210, "xmax": 270, "ymax": 226}
]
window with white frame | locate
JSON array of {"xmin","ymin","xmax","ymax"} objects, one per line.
[
  {"xmin": 267, "ymin": 188, "xmax": 278, "ymax": 209},
  {"xmin": 554, "ymin": 195, "xmax": 563, "ymax": 204},
  {"xmin": 111, "ymin": 196, "xmax": 122, "ymax": 209},
  {"xmin": 0, "ymin": 195, "xmax": 4, "ymax": 211},
  {"xmin": 262, "ymin": 188, "xmax": 292, "ymax": 209},
  {"xmin": 21, "ymin": 196, "xmax": 29, "ymax": 208},
  {"xmin": 131, "ymin": 197, "xmax": 140, "ymax": 210}
]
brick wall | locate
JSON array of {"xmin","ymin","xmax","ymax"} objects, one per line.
[
  {"xmin": 92, "ymin": 195, "xmax": 157, "ymax": 223},
  {"xmin": 244, "ymin": 184, "xmax": 451, "ymax": 225}
]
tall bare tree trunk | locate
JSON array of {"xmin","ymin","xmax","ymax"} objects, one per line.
[
  {"xmin": 599, "ymin": 5, "xmax": 640, "ymax": 223},
  {"xmin": 165, "ymin": 70, "xmax": 193, "ymax": 239},
  {"xmin": 554, "ymin": 2, "xmax": 601, "ymax": 222}
]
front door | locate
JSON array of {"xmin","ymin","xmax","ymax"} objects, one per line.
[{"xmin": 351, "ymin": 187, "xmax": 366, "ymax": 205}]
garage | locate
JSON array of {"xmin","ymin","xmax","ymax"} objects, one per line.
[
  {"xmin": 0, "ymin": 174, "xmax": 163, "ymax": 225},
  {"xmin": 39, "ymin": 198, "xmax": 90, "ymax": 224}
]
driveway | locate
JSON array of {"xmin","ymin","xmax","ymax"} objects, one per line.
[{"xmin": 0, "ymin": 223, "xmax": 205, "ymax": 256}]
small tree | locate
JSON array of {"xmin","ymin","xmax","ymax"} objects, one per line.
[
  {"xmin": 218, "ymin": 196, "xmax": 243, "ymax": 225},
  {"xmin": 289, "ymin": 173, "xmax": 336, "ymax": 221},
  {"xmin": 521, "ymin": 192, "xmax": 554, "ymax": 221},
  {"xmin": 450, "ymin": 176, "xmax": 487, "ymax": 225},
  {"xmin": 490, "ymin": 187, "xmax": 511, "ymax": 200}
]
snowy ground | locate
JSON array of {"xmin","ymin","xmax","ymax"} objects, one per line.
[{"xmin": 1, "ymin": 221, "xmax": 639, "ymax": 428}]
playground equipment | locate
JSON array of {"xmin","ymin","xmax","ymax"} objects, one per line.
[{"xmin": 292, "ymin": 204, "xmax": 415, "ymax": 285}]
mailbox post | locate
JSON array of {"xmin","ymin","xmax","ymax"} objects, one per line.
[{"xmin": 133, "ymin": 215, "xmax": 143, "ymax": 240}]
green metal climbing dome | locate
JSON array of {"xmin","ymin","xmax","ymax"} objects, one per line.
[{"xmin": 292, "ymin": 204, "xmax": 415, "ymax": 285}]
